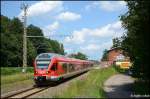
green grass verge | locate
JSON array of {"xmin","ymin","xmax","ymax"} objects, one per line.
[
  {"xmin": 1, "ymin": 67, "xmax": 33, "ymax": 75},
  {"xmin": 54, "ymin": 66, "xmax": 118, "ymax": 98},
  {"xmin": 1, "ymin": 72, "xmax": 33, "ymax": 85}
]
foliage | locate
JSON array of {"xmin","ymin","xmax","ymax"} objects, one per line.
[
  {"xmin": 101, "ymin": 49, "xmax": 108, "ymax": 61},
  {"xmin": 0, "ymin": 67, "xmax": 33, "ymax": 75},
  {"xmin": 1, "ymin": 15, "xmax": 64, "ymax": 67},
  {"xmin": 133, "ymin": 79, "xmax": 150, "ymax": 95},
  {"xmin": 120, "ymin": 1, "xmax": 150, "ymax": 94},
  {"xmin": 69, "ymin": 52, "xmax": 88, "ymax": 60},
  {"xmin": 112, "ymin": 37, "xmax": 122, "ymax": 48},
  {"xmin": 120, "ymin": 1, "xmax": 150, "ymax": 80}
]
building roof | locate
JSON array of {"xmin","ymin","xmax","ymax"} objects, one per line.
[{"xmin": 107, "ymin": 47, "xmax": 122, "ymax": 53}]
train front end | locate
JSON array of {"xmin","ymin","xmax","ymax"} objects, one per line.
[{"xmin": 33, "ymin": 53, "xmax": 54, "ymax": 85}]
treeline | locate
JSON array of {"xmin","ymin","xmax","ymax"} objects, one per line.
[
  {"xmin": 68, "ymin": 52, "xmax": 88, "ymax": 60},
  {"xmin": 120, "ymin": 1, "xmax": 150, "ymax": 81},
  {"xmin": 1, "ymin": 15, "xmax": 64, "ymax": 67},
  {"xmin": 107, "ymin": 1, "xmax": 150, "ymax": 82}
]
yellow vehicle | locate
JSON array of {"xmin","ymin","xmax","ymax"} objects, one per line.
[{"xmin": 115, "ymin": 61, "xmax": 132, "ymax": 69}]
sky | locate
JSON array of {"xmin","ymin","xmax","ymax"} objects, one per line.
[{"xmin": 1, "ymin": 1, "xmax": 128, "ymax": 61}]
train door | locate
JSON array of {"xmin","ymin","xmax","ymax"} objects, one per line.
[
  {"xmin": 50, "ymin": 63, "xmax": 59, "ymax": 76},
  {"xmin": 57, "ymin": 62, "xmax": 65, "ymax": 75}
]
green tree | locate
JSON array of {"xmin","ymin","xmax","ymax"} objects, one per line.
[
  {"xmin": 120, "ymin": 1, "xmax": 150, "ymax": 80},
  {"xmin": 69, "ymin": 52, "xmax": 88, "ymax": 60},
  {"xmin": 112, "ymin": 37, "xmax": 122, "ymax": 48},
  {"xmin": 27, "ymin": 24, "xmax": 45, "ymax": 54},
  {"xmin": 1, "ymin": 15, "xmax": 65, "ymax": 67},
  {"xmin": 101, "ymin": 49, "xmax": 108, "ymax": 61}
]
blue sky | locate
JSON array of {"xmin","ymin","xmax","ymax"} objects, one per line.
[{"xmin": 1, "ymin": 1, "xmax": 128, "ymax": 61}]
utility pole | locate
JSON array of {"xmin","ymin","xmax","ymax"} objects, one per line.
[{"xmin": 21, "ymin": 3, "xmax": 28, "ymax": 73}]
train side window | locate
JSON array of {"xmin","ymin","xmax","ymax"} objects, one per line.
[
  {"xmin": 69, "ymin": 63, "xmax": 75, "ymax": 72},
  {"xmin": 51, "ymin": 63, "xmax": 57, "ymax": 71}
]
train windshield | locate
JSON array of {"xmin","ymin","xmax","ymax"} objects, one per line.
[{"xmin": 36, "ymin": 53, "xmax": 52, "ymax": 69}]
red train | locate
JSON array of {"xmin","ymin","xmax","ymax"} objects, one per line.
[{"xmin": 33, "ymin": 53, "xmax": 94, "ymax": 85}]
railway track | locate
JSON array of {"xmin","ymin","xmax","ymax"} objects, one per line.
[
  {"xmin": 1, "ymin": 70, "xmax": 91, "ymax": 98},
  {"xmin": 1, "ymin": 86, "xmax": 48, "ymax": 98}
]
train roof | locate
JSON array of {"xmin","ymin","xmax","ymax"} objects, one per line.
[{"xmin": 36, "ymin": 53, "xmax": 93, "ymax": 63}]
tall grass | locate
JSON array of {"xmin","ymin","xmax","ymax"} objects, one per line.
[
  {"xmin": 1, "ymin": 67, "xmax": 34, "ymax": 85},
  {"xmin": 1, "ymin": 67, "xmax": 33, "ymax": 75},
  {"xmin": 54, "ymin": 66, "xmax": 118, "ymax": 98},
  {"xmin": 1, "ymin": 72, "xmax": 33, "ymax": 85}
]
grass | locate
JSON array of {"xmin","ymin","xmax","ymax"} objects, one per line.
[
  {"xmin": 1, "ymin": 72, "xmax": 33, "ymax": 85},
  {"xmin": 54, "ymin": 66, "xmax": 118, "ymax": 98},
  {"xmin": 1, "ymin": 79, "xmax": 34, "ymax": 94},
  {"xmin": 1, "ymin": 66, "xmax": 34, "ymax": 85},
  {"xmin": 1, "ymin": 67, "xmax": 33, "ymax": 75}
]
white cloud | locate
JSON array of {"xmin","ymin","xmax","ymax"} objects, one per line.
[
  {"xmin": 43, "ymin": 21, "xmax": 60, "ymax": 36},
  {"xmin": 64, "ymin": 21, "xmax": 123, "ymax": 44},
  {"xmin": 64, "ymin": 28, "xmax": 89, "ymax": 44},
  {"xmin": 90, "ymin": 21, "xmax": 123, "ymax": 37},
  {"xmin": 80, "ymin": 41, "xmax": 112, "ymax": 53},
  {"xmin": 18, "ymin": 1, "xmax": 63, "ymax": 18},
  {"xmin": 82, "ymin": 44, "xmax": 100, "ymax": 51},
  {"xmin": 99, "ymin": 1, "xmax": 126, "ymax": 11},
  {"xmin": 85, "ymin": 1, "xmax": 100, "ymax": 10},
  {"xmin": 56, "ymin": 11, "xmax": 81, "ymax": 21},
  {"xmin": 78, "ymin": 40, "xmax": 112, "ymax": 60},
  {"xmin": 85, "ymin": 1, "xmax": 126, "ymax": 11},
  {"xmin": 63, "ymin": 21, "xmax": 124, "ymax": 60}
]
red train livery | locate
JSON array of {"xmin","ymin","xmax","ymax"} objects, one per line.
[{"xmin": 33, "ymin": 53, "xmax": 94, "ymax": 85}]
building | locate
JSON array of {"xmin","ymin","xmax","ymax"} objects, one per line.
[
  {"xmin": 107, "ymin": 47, "xmax": 131, "ymax": 68},
  {"xmin": 100, "ymin": 47, "xmax": 131, "ymax": 68},
  {"xmin": 107, "ymin": 48, "xmax": 123, "ymax": 62}
]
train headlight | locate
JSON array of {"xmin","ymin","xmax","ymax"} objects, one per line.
[
  {"xmin": 46, "ymin": 71, "xmax": 50, "ymax": 74},
  {"xmin": 34, "ymin": 76, "xmax": 37, "ymax": 79}
]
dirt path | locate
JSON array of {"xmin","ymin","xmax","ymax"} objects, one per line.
[{"xmin": 104, "ymin": 74, "xmax": 135, "ymax": 98}]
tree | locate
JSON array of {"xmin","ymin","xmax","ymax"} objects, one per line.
[
  {"xmin": 69, "ymin": 52, "xmax": 88, "ymax": 60},
  {"xmin": 27, "ymin": 24, "xmax": 45, "ymax": 54},
  {"xmin": 120, "ymin": 1, "xmax": 150, "ymax": 80},
  {"xmin": 101, "ymin": 49, "xmax": 108, "ymax": 61},
  {"xmin": 112, "ymin": 37, "xmax": 122, "ymax": 48},
  {"xmin": 1, "ymin": 15, "xmax": 65, "ymax": 67}
]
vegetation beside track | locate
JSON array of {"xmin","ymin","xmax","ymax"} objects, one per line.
[
  {"xmin": 54, "ymin": 66, "xmax": 118, "ymax": 98},
  {"xmin": 1, "ymin": 67, "xmax": 33, "ymax": 75},
  {"xmin": 1, "ymin": 72, "xmax": 33, "ymax": 85},
  {"xmin": 1, "ymin": 67, "xmax": 34, "ymax": 85}
]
